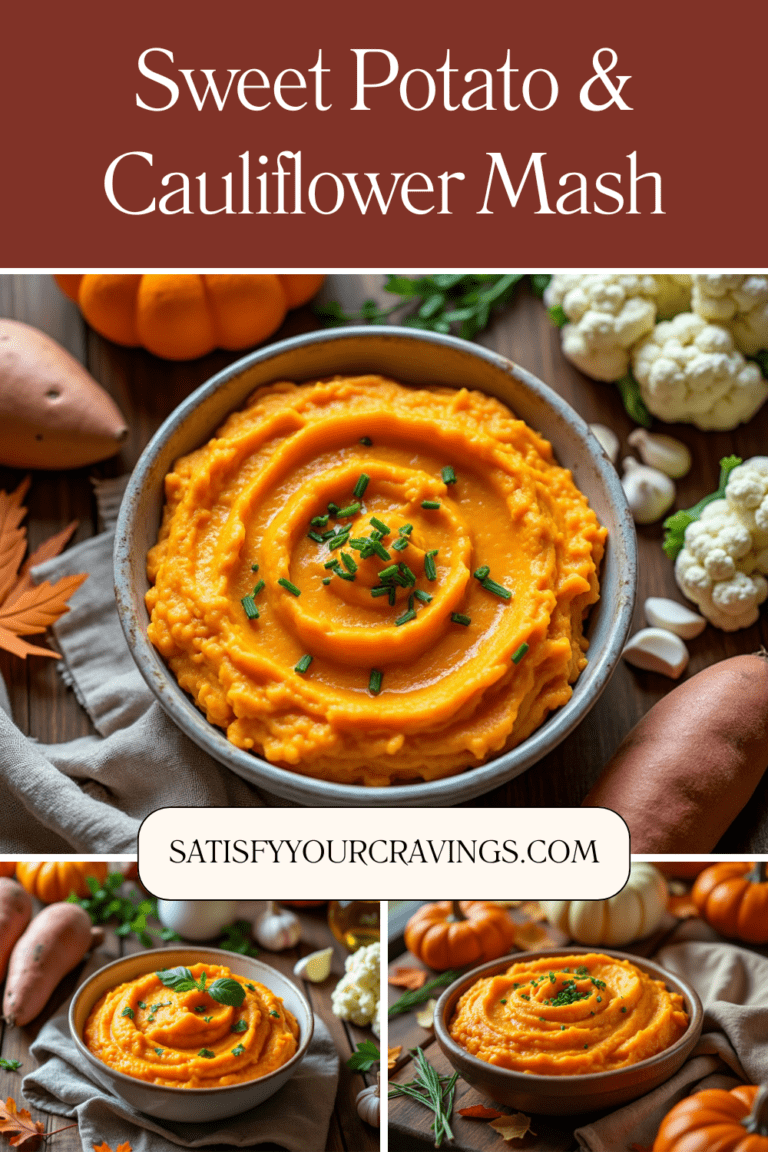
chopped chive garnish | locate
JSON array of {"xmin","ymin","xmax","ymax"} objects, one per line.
[
  {"xmin": 391, "ymin": 572, "xmax": 408, "ymax": 587},
  {"xmin": 341, "ymin": 552, "xmax": 358, "ymax": 574},
  {"xmin": 252, "ymin": 579, "xmax": 265, "ymax": 596},
  {"xmin": 421, "ymin": 500, "xmax": 441, "ymax": 510},
  {"xmin": 473, "ymin": 565, "xmax": 491, "ymax": 581},
  {"xmin": 395, "ymin": 608, "xmax": 417, "ymax": 626},
  {"xmin": 324, "ymin": 558, "xmax": 342, "ymax": 570},
  {"xmin": 327, "ymin": 531, "xmax": 351, "ymax": 550},
  {"xmin": 241, "ymin": 595, "xmax": 259, "ymax": 620},
  {"xmin": 370, "ymin": 529, "xmax": 382, "ymax": 542},
  {"xmin": 308, "ymin": 530, "xmax": 325, "ymax": 544},
  {"xmin": 399, "ymin": 524, "xmax": 413, "ymax": 536},
  {"xmin": 408, "ymin": 592, "xmax": 415, "ymax": 611},
  {"xmin": 311, "ymin": 514, "xmax": 329, "ymax": 528},
  {"xmin": 511, "ymin": 642, "xmax": 529, "ymax": 664},
  {"xmin": 378, "ymin": 564, "xmax": 399, "ymax": 581},
  {"xmin": 369, "ymin": 669, "xmax": 383, "ymax": 695},
  {"xmin": 278, "ymin": 578, "xmax": 301, "ymax": 597},
  {"xmin": 370, "ymin": 516, "xmax": 390, "ymax": 535},
  {"xmin": 321, "ymin": 529, "xmax": 336, "ymax": 541},
  {"xmin": 424, "ymin": 551, "xmax": 438, "ymax": 581},
  {"xmin": 441, "ymin": 465, "xmax": 457, "ymax": 484},
  {"xmin": 414, "ymin": 589, "xmax": 432, "ymax": 603},
  {"xmin": 360, "ymin": 436, "xmax": 372, "ymax": 446},
  {"xmin": 482, "ymin": 577, "xmax": 512, "ymax": 600},
  {"xmin": 337, "ymin": 570, "xmax": 355, "ymax": 581},
  {"xmin": 392, "ymin": 537, "xmax": 409, "ymax": 551},
  {"xmin": 353, "ymin": 473, "xmax": 370, "ymax": 499},
  {"xmin": 451, "ymin": 613, "xmax": 471, "ymax": 626},
  {"xmin": 251, "ymin": 563, "xmax": 259, "ymax": 572},
  {"xmin": 295, "ymin": 655, "xmax": 313, "ymax": 673},
  {"xmin": 322, "ymin": 577, "xmax": 331, "ymax": 585},
  {"xmin": 399, "ymin": 563, "xmax": 416, "ymax": 586},
  {"xmin": 388, "ymin": 587, "xmax": 396, "ymax": 605},
  {"xmin": 337, "ymin": 502, "xmax": 361, "ymax": 518},
  {"xmin": 327, "ymin": 502, "xmax": 339, "ymax": 515},
  {"xmin": 349, "ymin": 537, "xmax": 370, "ymax": 550},
  {"xmin": 371, "ymin": 585, "xmax": 390, "ymax": 598},
  {"xmin": 371, "ymin": 540, "xmax": 391, "ymax": 562}
]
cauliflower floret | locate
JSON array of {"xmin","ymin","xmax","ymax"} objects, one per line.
[
  {"xmin": 631, "ymin": 313, "xmax": 768, "ymax": 430},
  {"xmin": 725, "ymin": 457, "xmax": 768, "ymax": 541},
  {"xmin": 371, "ymin": 997, "xmax": 380, "ymax": 1039},
  {"xmin": 653, "ymin": 274, "xmax": 692, "ymax": 320},
  {"xmin": 691, "ymin": 274, "xmax": 768, "ymax": 356},
  {"xmin": 675, "ymin": 496, "xmax": 768, "ymax": 630},
  {"xmin": 331, "ymin": 941, "xmax": 380, "ymax": 1028}
]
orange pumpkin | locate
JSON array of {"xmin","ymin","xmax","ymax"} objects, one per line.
[
  {"xmin": 404, "ymin": 901, "xmax": 516, "ymax": 971},
  {"xmin": 692, "ymin": 862, "xmax": 768, "ymax": 944},
  {"xmin": 15, "ymin": 861, "xmax": 109, "ymax": 903},
  {"xmin": 653, "ymin": 1085, "xmax": 768, "ymax": 1152},
  {"xmin": 0, "ymin": 862, "xmax": 15, "ymax": 878},
  {"xmin": 55, "ymin": 273, "xmax": 325, "ymax": 361}
]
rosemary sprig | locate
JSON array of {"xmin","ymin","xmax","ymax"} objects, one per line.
[
  {"xmin": 388, "ymin": 969, "xmax": 462, "ymax": 1017},
  {"xmin": 388, "ymin": 1047, "xmax": 458, "ymax": 1148}
]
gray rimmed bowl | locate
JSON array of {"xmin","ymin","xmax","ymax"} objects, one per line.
[
  {"xmin": 114, "ymin": 325, "xmax": 637, "ymax": 807},
  {"xmin": 434, "ymin": 946, "xmax": 703, "ymax": 1115},
  {"xmin": 69, "ymin": 947, "xmax": 314, "ymax": 1123}
]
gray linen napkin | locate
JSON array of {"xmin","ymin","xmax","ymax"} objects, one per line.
[
  {"xmin": 0, "ymin": 478, "xmax": 270, "ymax": 853},
  {"xmin": 24, "ymin": 1011, "xmax": 340, "ymax": 1152},
  {"xmin": 574, "ymin": 933, "xmax": 768, "ymax": 1151}
]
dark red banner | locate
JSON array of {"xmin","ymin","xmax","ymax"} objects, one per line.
[{"xmin": 1, "ymin": 0, "xmax": 766, "ymax": 268}]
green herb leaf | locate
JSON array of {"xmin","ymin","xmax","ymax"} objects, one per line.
[
  {"xmin": 157, "ymin": 966, "xmax": 198, "ymax": 993},
  {"xmin": 389, "ymin": 970, "xmax": 463, "ymax": 1016},
  {"xmin": 231, "ymin": 1019, "xmax": 248, "ymax": 1033},
  {"xmin": 294, "ymin": 654, "xmax": 313, "ymax": 674},
  {"xmin": 450, "ymin": 613, "xmax": 471, "ymax": 626},
  {"xmin": 368, "ymin": 668, "xmax": 383, "ymax": 695},
  {"xmin": 388, "ymin": 1047, "xmax": 458, "ymax": 1147},
  {"xmin": 198, "ymin": 1049, "xmax": 216, "ymax": 1059},
  {"xmin": 346, "ymin": 1039, "xmax": 380, "ymax": 1072},
  {"xmin": 511, "ymin": 642, "xmax": 529, "ymax": 664},
  {"xmin": 269, "ymin": 1010, "xmax": 280, "ymax": 1018},
  {"xmin": 0, "ymin": 1059, "xmax": 21, "ymax": 1072},
  {"xmin": 278, "ymin": 577, "xmax": 301, "ymax": 597},
  {"xmin": 662, "ymin": 455, "xmax": 743, "ymax": 560},
  {"xmin": 441, "ymin": 466, "xmax": 457, "ymax": 485},
  {"xmin": 530, "ymin": 274, "xmax": 552, "ymax": 299},
  {"xmin": 231, "ymin": 1044, "xmax": 246, "ymax": 1056},
  {"xmin": 219, "ymin": 920, "xmax": 259, "ymax": 957},
  {"xmin": 241, "ymin": 595, "xmax": 259, "ymax": 620},
  {"xmin": 208, "ymin": 978, "xmax": 247, "ymax": 1007},
  {"xmin": 154, "ymin": 1048, "xmax": 165, "ymax": 1056},
  {"xmin": 120, "ymin": 1006, "xmax": 135, "ymax": 1020}
]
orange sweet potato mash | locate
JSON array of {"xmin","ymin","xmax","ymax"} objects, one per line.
[
  {"xmin": 449, "ymin": 953, "xmax": 688, "ymax": 1074},
  {"xmin": 146, "ymin": 376, "xmax": 606, "ymax": 785},
  {"xmin": 84, "ymin": 963, "xmax": 299, "ymax": 1088}
]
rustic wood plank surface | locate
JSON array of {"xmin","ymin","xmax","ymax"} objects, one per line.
[
  {"xmin": 0, "ymin": 274, "xmax": 767, "ymax": 846},
  {"xmin": 0, "ymin": 890, "xmax": 378, "ymax": 1152}
]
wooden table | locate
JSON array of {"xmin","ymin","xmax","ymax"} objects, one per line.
[
  {"xmin": 0, "ymin": 893, "xmax": 378, "ymax": 1152},
  {"xmin": 1, "ymin": 275, "xmax": 767, "ymax": 847},
  {"xmin": 387, "ymin": 899, "xmax": 765, "ymax": 1152}
]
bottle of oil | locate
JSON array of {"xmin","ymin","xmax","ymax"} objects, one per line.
[{"xmin": 328, "ymin": 901, "xmax": 380, "ymax": 951}]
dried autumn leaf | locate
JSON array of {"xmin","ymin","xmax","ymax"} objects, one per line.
[
  {"xmin": 93, "ymin": 1142, "xmax": 133, "ymax": 1152},
  {"xmin": 514, "ymin": 922, "xmax": 561, "ymax": 951},
  {"xmin": 517, "ymin": 900, "xmax": 547, "ymax": 922},
  {"xmin": 387, "ymin": 1046, "xmax": 402, "ymax": 1070},
  {"xmin": 388, "ymin": 967, "xmax": 427, "ymax": 991},
  {"xmin": 490, "ymin": 1112, "xmax": 535, "ymax": 1142},
  {"xmin": 458, "ymin": 1104, "xmax": 504, "ymax": 1119},
  {"xmin": 0, "ymin": 480, "xmax": 30, "ymax": 605},
  {"xmin": 4, "ymin": 521, "xmax": 78, "ymax": 607},
  {"xmin": 415, "ymin": 998, "xmax": 436, "ymax": 1029},
  {"xmin": 668, "ymin": 893, "xmax": 699, "ymax": 920},
  {"xmin": 0, "ymin": 1096, "xmax": 45, "ymax": 1149}
]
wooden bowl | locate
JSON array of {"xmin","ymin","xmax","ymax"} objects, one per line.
[{"xmin": 433, "ymin": 946, "xmax": 703, "ymax": 1115}]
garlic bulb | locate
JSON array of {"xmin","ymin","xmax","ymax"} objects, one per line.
[
  {"xmin": 644, "ymin": 597, "xmax": 706, "ymax": 639},
  {"xmin": 622, "ymin": 628, "xmax": 689, "ymax": 678},
  {"xmin": 589, "ymin": 423, "xmax": 620, "ymax": 465},
  {"xmin": 356, "ymin": 1074, "xmax": 380, "ymax": 1127},
  {"xmin": 621, "ymin": 457, "xmax": 676, "ymax": 524},
  {"xmin": 254, "ymin": 901, "xmax": 301, "ymax": 951},
  {"xmin": 627, "ymin": 429, "xmax": 692, "ymax": 478},
  {"xmin": 293, "ymin": 947, "xmax": 334, "ymax": 983}
]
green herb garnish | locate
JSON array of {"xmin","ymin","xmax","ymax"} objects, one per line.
[
  {"xmin": 251, "ymin": 563, "xmax": 259, "ymax": 572},
  {"xmin": 359, "ymin": 436, "xmax": 372, "ymax": 446},
  {"xmin": 322, "ymin": 576, "xmax": 332, "ymax": 585},
  {"xmin": 399, "ymin": 563, "xmax": 416, "ymax": 586},
  {"xmin": 241, "ymin": 595, "xmax": 259, "ymax": 620},
  {"xmin": 154, "ymin": 1048, "xmax": 164, "ymax": 1056},
  {"xmin": 353, "ymin": 473, "xmax": 370, "ymax": 499},
  {"xmin": 395, "ymin": 608, "xmax": 416, "ymax": 625},
  {"xmin": 441, "ymin": 466, "xmax": 457, "ymax": 485},
  {"xmin": 378, "ymin": 564, "xmax": 399, "ymax": 581},
  {"xmin": 388, "ymin": 1047, "xmax": 458, "ymax": 1148},
  {"xmin": 0, "ymin": 1059, "xmax": 21, "ymax": 1072},
  {"xmin": 424, "ymin": 550, "xmax": 438, "ymax": 581},
  {"xmin": 295, "ymin": 654, "xmax": 313, "ymax": 674},
  {"xmin": 308, "ymin": 530, "xmax": 325, "ymax": 544},
  {"xmin": 663, "ymin": 455, "xmax": 743, "ymax": 560},
  {"xmin": 156, "ymin": 968, "xmax": 246, "ymax": 1008},
  {"xmin": 370, "ymin": 516, "xmax": 390, "ymax": 535},
  {"xmin": 481, "ymin": 576, "xmax": 512, "ymax": 600},
  {"xmin": 232, "ymin": 1044, "xmax": 246, "ymax": 1056},
  {"xmin": 269, "ymin": 1010, "xmax": 280, "ymax": 1018},
  {"xmin": 371, "ymin": 585, "xmax": 390, "ymax": 598},
  {"xmin": 511, "ymin": 642, "xmax": 529, "ymax": 664},
  {"xmin": 371, "ymin": 539, "xmax": 391, "ymax": 561},
  {"xmin": 204, "ymin": 1016, "xmax": 213, "ymax": 1023},
  {"xmin": 337, "ymin": 501, "xmax": 361, "ymax": 518},
  {"xmin": 231, "ymin": 1019, "xmax": 248, "ymax": 1033},
  {"xmin": 421, "ymin": 500, "xmax": 441, "ymax": 510},
  {"xmin": 341, "ymin": 552, "xmax": 358, "ymax": 574},
  {"xmin": 278, "ymin": 578, "xmax": 301, "ymax": 597},
  {"xmin": 473, "ymin": 565, "xmax": 490, "ymax": 581},
  {"xmin": 369, "ymin": 668, "xmax": 383, "ymax": 695},
  {"xmin": 450, "ymin": 613, "xmax": 471, "ymax": 626},
  {"xmin": 121, "ymin": 1007, "xmax": 135, "ymax": 1019},
  {"xmin": 389, "ymin": 970, "xmax": 463, "ymax": 1016},
  {"xmin": 347, "ymin": 1039, "xmax": 380, "ymax": 1072},
  {"xmin": 217, "ymin": 919, "xmax": 257, "ymax": 958},
  {"xmin": 252, "ymin": 579, "xmax": 265, "ymax": 596},
  {"xmin": 311, "ymin": 514, "xmax": 329, "ymax": 528},
  {"xmin": 392, "ymin": 537, "xmax": 409, "ymax": 551},
  {"xmin": 198, "ymin": 1049, "xmax": 215, "ymax": 1059},
  {"xmin": 414, "ymin": 589, "xmax": 432, "ymax": 603}
]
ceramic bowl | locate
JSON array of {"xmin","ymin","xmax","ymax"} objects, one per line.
[
  {"xmin": 69, "ymin": 947, "xmax": 314, "ymax": 1123},
  {"xmin": 433, "ymin": 946, "xmax": 703, "ymax": 1115},
  {"xmin": 114, "ymin": 326, "xmax": 637, "ymax": 807}
]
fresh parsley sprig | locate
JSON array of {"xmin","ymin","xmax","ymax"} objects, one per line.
[
  {"xmin": 0, "ymin": 1059, "xmax": 21, "ymax": 1072},
  {"xmin": 67, "ymin": 872, "xmax": 180, "ymax": 948},
  {"xmin": 346, "ymin": 1039, "xmax": 381, "ymax": 1072},
  {"xmin": 218, "ymin": 920, "xmax": 259, "ymax": 957},
  {"xmin": 662, "ymin": 455, "xmax": 743, "ymax": 560},
  {"xmin": 156, "ymin": 966, "xmax": 246, "ymax": 1007}
]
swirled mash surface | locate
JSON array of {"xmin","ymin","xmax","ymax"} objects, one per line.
[
  {"xmin": 84, "ymin": 963, "xmax": 299, "ymax": 1087},
  {"xmin": 146, "ymin": 376, "xmax": 606, "ymax": 785},
  {"xmin": 449, "ymin": 953, "xmax": 689, "ymax": 1074}
]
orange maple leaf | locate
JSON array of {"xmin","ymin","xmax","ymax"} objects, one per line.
[
  {"xmin": 0, "ymin": 1095, "xmax": 44, "ymax": 1149},
  {"xmin": 93, "ymin": 1142, "xmax": 133, "ymax": 1152},
  {"xmin": 388, "ymin": 967, "xmax": 427, "ymax": 991},
  {"xmin": 490, "ymin": 1112, "xmax": 536, "ymax": 1142},
  {"xmin": 387, "ymin": 1046, "xmax": 402, "ymax": 1070},
  {"xmin": 458, "ymin": 1105, "xmax": 504, "ymax": 1119},
  {"xmin": 0, "ymin": 479, "xmax": 86, "ymax": 660}
]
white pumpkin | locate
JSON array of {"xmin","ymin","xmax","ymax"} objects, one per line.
[{"xmin": 541, "ymin": 863, "xmax": 668, "ymax": 946}]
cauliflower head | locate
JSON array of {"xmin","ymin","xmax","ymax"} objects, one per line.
[
  {"xmin": 544, "ymin": 274, "xmax": 692, "ymax": 381},
  {"xmin": 674, "ymin": 458, "xmax": 768, "ymax": 630},
  {"xmin": 631, "ymin": 312, "xmax": 768, "ymax": 430},
  {"xmin": 331, "ymin": 941, "xmax": 380, "ymax": 1028},
  {"xmin": 691, "ymin": 274, "xmax": 768, "ymax": 356}
]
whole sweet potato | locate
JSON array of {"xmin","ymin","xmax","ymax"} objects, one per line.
[{"xmin": 582, "ymin": 653, "xmax": 768, "ymax": 852}]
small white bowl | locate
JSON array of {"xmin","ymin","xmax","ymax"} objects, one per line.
[{"xmin": 69, "ymin": 947, "xmax": 314, "ymax": 1123}]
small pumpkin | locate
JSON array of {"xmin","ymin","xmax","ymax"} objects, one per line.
[
  {"xmin": 653, "ymin": 1084, "xmax": 768, "ymax": 1152},
  {"xmin": 0, "ymin": 862, "xmax": 16, "ymax": 878},
  {"xmin": 541, "ymin": 863, "xmax": 668, "ymax": 946},
  {"xmin": 404, "ymin": 901, "xmax": 516, "ymax": 971},
  {"xmin": 15, "ymin": 861, "xmax": 109, "ymax": 903},
  {"xmin": 692, "ymin": 861, "xmax": 768, "ymax": 943},
  {"xmin": 56, "ymin": 273, "xmax": 325, "ymax": 361}
]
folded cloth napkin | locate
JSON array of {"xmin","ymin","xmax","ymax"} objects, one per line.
[
  {"xmin": 0, "ymin": 478, "xmax": 273, "ymax": 853},
  {"xmin": 24, "ymin": 1011, "xmax": 340, "ymax": 1152},
  {"xmin": 574, "ymin": 931, "xmax": 768, "ymax": 1152}
]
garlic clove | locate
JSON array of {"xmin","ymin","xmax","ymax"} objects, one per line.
[
  {"xmin": 589, "ymin": 423, "xmax": 620, "ymax": 465},
  {"xmin": 254, "ymin": 900, "xmax": 302, "ymax": 951},
  {"xmin": 644, "ymin": 597, "xmax": 707, "ymax": 639},
  {"xmin": 621, "ymin": 457, "xmax": 676, "ymax": 524},
  {"xmin": 627, "ymin": 429, "xmax": 692, "ymax": 478},
  {"xmin": 622, "ymin": 628, "xmax": 689, "ymax": 678},
  {"xmin": 293, "ymin": 947, "xmax": 334, "ymax": 983}
]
